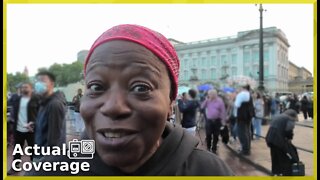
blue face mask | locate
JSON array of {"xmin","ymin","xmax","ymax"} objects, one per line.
[{"xmin": 35, "ymin": 82, "xmax": 48, "ymax": 94}]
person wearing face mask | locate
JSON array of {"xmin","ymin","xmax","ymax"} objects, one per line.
[
  {"xmin": 26, "ymin": 24, "xmax": 234, "ymax": 176},
  {"xmin": 33, "ymin": 71, "xmax": 67, "ymax": 161},
  {"xmin": 265, "ymin": 109, "xmax": 300, "ymax": 176},
  {"xmin": 7, "ymin": 82, "xmax": 40, "ymax": 175}
]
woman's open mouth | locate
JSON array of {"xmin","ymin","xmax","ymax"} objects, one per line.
[{"xmin": 96, "ymin": 129, "xmax": 139, "ymax": 150}]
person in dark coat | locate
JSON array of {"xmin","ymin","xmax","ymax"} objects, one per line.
[
  {"xmin": 307, "ymin": 98, "xmax": 313, "ymax": 119},
  {"xmin": 234, "ymin": 85, "xmax": 255, "ymax": 155},
  {"xmin": 287, "ymin": 94, "xmax": 299, "ymax": 114},
  {"xmin": 33, "ymin": 71, "xmax": 67, "ymax": 161},
  {"xmin": 266, "ymin": 109, "xmax": 300, "ymax": 176},
  {"xmin": 26, "ymin": 24, "xmax": 233, "ymax": 176},
  {"xmin": 178, "ymin": 89, "xmax": 200, "ymax": 136},
  {"xmin": 300, "ymin": 96, "xmax": 309, "ymax": 120}
]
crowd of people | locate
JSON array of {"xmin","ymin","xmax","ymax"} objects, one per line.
[
  {"xmin": 7, "ymin": 71, "xmax": 68, "ymax": 174},
  {"xmin": 6, "ymin": 24, "xmax": 311, "ymax": 176},
  {"xmin": 174, "ymin": 84, "xmax": 311, "ymax": 175}
]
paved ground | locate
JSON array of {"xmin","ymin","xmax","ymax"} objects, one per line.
[
  {"xmin": 5, "ymin": 112, "xmax": 315, "ymax": 176},
  {"xmin": 193, "ymin": 113, "xmax": 314, "ymax": 176}
]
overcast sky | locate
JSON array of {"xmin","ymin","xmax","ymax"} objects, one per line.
[{"xmin": 6, "ymin": 4, "xmax": 314, "ymax": 76}]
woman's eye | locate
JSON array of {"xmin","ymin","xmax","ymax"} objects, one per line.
[
  {"xmin": 131, "ymin": 84, "xmax": 151, "ymax": 93},
  {"xmin": 88, "ymin": 84, "xmax": 104, "ymax": 92}
]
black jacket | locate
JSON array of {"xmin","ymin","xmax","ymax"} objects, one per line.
[
  {"xmin": 237, "ymin": 97, "xmax": 255, "ymax": 123},
  {"xmin": 300, "ymin": 98, "xmax": 309, "ymax": 111},
  {"xmin": 34, "ymin": 91, "xmax": 67, "ymax": 148},
  {"xmin": 266, "ymin": 113, "xmax": 295, "ymax": 151},
  {"xmin": 178, "ymin": 99, "xmax": 200, "ymax": 128},
  {"xmin": 26, "ymin": 123, "xmax": 234, "ymax": 176},
  {"xmin": 12, "ymin": 94, "xmax": 41, "ymax": 132}
]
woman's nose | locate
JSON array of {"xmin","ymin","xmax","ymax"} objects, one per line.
[{"xmin": 99, "ymin": 90, "xmax": 132, "ymax": 120}]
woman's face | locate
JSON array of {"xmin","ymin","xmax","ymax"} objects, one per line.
[{"xmin": 80, "ymin": 40, "xmax": 172, "ymax": 172}]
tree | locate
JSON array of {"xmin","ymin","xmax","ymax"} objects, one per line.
[
  {"xmin": 37, "ymin": 67, "xmax": 48, "ymax": 72},
  {"xmin": 38, "ymin": 61, "xmax": 83, "ymax": 87},
  {"xmin": 7, "ymin": 72, "xmax": 29, "ymax": 92}
]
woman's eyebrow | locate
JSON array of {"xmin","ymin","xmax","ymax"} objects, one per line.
[{"xmin": 129, "ymin": 62, "xmax": 162, "ymax": 78}]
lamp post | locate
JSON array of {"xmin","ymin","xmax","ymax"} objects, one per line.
[{"xmin": 257, "ymin": 4, "xmax": 266, "ymax": 92}]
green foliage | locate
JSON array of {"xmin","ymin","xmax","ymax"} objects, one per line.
[
  {"xmin": 7, "ymin": 72, "xmax": 29, "ymax": 92},
  {"xmin": 38, "ymin": 61, "xmax": 83, "ymax": 87},
  {"xmin": 37, "ymin": 67, "xmax": 48, "ymax": 72}
]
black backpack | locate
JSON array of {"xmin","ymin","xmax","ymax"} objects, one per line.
[{"xmin": 237, "ymin": 97, "xmax": 255, "ymax": 122}]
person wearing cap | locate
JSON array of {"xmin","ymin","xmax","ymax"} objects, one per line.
[
  {"xmin": 265, "ymin": 109, "xmax": 300, "ymax": 176},
  {"xmin": 26, "ymin": 24, "xmax": 233, "ymax": 176}
]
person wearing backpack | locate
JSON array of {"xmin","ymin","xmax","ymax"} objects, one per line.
[{"xmin": 234, "ymin": 84, "xmax": 255, "ymax": 155}]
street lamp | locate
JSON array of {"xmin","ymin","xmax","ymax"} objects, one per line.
[{"xmin": 257, "ymin": 4, "xmax": 266, "ymax": 92}]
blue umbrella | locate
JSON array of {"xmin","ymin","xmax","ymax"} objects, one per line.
[
  {"xmin": 222, "ymin": 87, "xmax": 235, "ymax": 93},
  {"xmin": 197, "ymin": 84, "xmax": 213, "ymax": 91}
]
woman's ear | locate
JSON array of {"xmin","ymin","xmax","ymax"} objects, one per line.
[{"xmin": 167, "ymin": 101, "xmax": 174, "ymax": 119}]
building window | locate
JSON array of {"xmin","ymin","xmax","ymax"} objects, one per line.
[
  {"xmin": 185, "ymin": 70, "xmax": 189, "ymax": 80},
  {"xmin": 232, "ymin": 67, "xmax": 237, "ymax": 76},
  {"xmin": 232, "ymin": 54, "xmax": 237, "ymax": 64},
  {"xmin": 243, "ymin": 51, "xmax": 250, "ymax": 63},
  {"xmin": 210, "ymin": 69, "xmax": 216, "ymax": 80},
  {"xmin": 264, "ymin": 67, "xmax": 269, "ymax": 77},
  {"xmin": 253, "ymin": 66, "xmax": 259, "ymax": 78},
  {"xmin": 185, "ymin": 59, "xmax": 188, "ymax": 69},
  {"xmin": 253, "ymin": 50, "xmax": 259, "ymax": 62},
  {"xmin": 243, "ymin": 67, "xmax": 251, "ymax": 76},
  {"xmin": 179, "ymin": 72, "xmax": 184, "ymax": 80},
  {"xmin": 201, "ymin": 58, "xmax": 206, "ymax": 67},
  {"xmin": 264, "ymin": 50, "xmax": 269, "ymax": 61},
  {"xmin": 180, "ymin": 59, "xmax": 184, "ymax": 70},
  {"xmin": 221, "ymin": 55, "xmax": 227, "ymax": 65},
  {"xmin": 211, "ymin": 56, "xmax": 216, "ymax": 66},
  {"xmin": 192, "ymin": 58, "xmax": 196, "ymax": 67},
  {"xmin": 201, "ymin": 69, "xmax": 205, "ymax": 80}
]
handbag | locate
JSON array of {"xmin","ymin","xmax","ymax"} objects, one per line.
[
  {"xmin": 220, "ymin": 125, "xmax": 229, "ymax": 144},
  {"xmin": 292, "ymin": 161, "xmax": 305, "ymax": 176}
]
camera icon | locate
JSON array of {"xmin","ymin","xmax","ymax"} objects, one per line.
[{"xmin": 67, "ymin": 139, "xmax": 95, "ymax": 159}]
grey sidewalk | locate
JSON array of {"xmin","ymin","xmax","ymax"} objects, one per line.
[{"xmin": 193, "ymin": 113, "xmax": 314, "ymax": 176}]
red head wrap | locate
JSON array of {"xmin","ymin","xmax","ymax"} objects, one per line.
[{"xmin": 84, "ymin": 24, "xmax": 180, "ymax": 100}]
